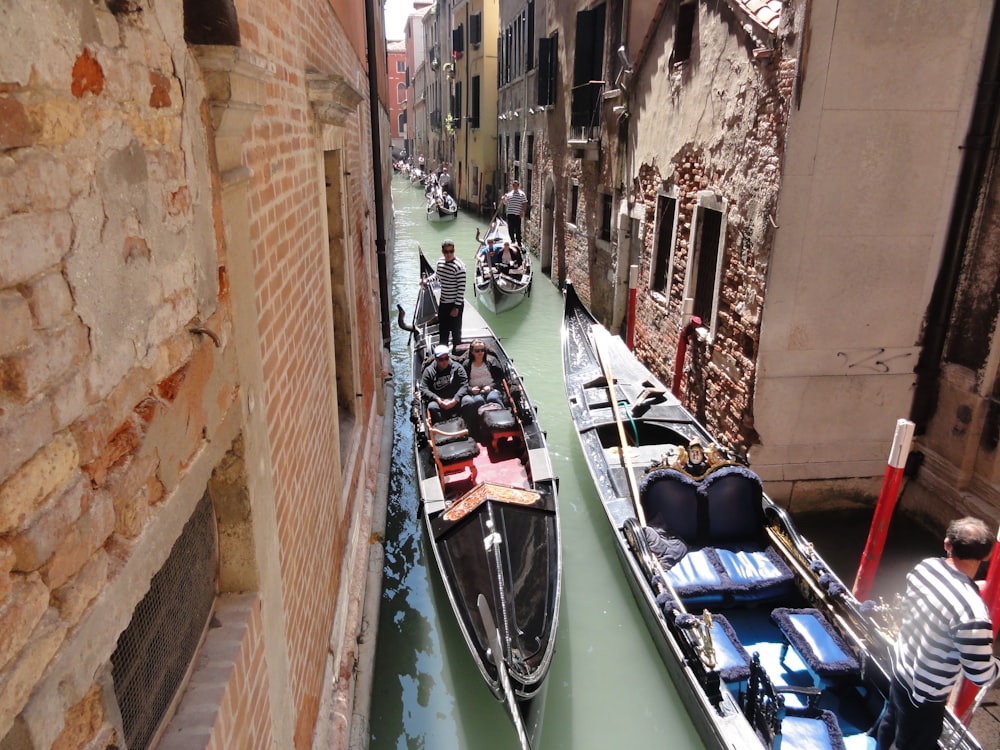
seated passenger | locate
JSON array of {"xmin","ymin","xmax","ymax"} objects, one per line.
[
  {"xmin": 420, "ymin": 344, "xmax": 477, "ymax": 425},
  {"xmin": 492, "ymin": 241, "xmax": 524, "ymax": 273},
  {"xmin": 464, "ymin": 339, "xmax": 506, "ymax": 430}
]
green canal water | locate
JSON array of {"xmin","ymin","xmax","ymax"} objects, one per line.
[{"xmin": 369, "ymin": 173, "xmax": 940, "ymax": 750}]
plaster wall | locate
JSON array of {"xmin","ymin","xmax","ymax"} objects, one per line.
[{"xmin": 754, "ymin": 0, "xmax": 993, "ymax": 484}]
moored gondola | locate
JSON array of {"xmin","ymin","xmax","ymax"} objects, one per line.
[
  {"xmin": 396, "ymin": 251, "xmax": 560, "ymax": 749},
  {"xmin": 474, "ymin": 216, "xmax": 532, "ymax": 314},
  {"xmin": 560, "ymin": 282, "xmax": 985, "ymax": 750}
]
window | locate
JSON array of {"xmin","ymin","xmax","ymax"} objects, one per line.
[
  {"xmin": 470, "ymin": 12, "xmax": 482, "ymax": 47},
  {"xmin": 526, "ymin": 134, "xmax": 534, "ymax": 165},
  {"xmin": 396, "ymin": 82, "xmax": 406, "ymax": 104},
  {"xmin": 599, "ymin": 193, "xmax": 613, "ymax": 242},
  {"xmin": 470, "ymin": 75, "xmax": 480, "ymax": 129},
  {"xmin": 453, "ymin": 24, "xmax": 464, "ymax": 56},
  {"xmin": 569, "ymin": 182, "xmax": 579, "ymax": 225},
  {"xmin": 673, "ymin": 1, "xmax": 696, "ymax": 65},
  {"xmin": 651, "ymin": 192, "xmax": 678, "ymax": 293},
  {"xmin": 687, "ymin": 192, "xmax": 726, "ymax": 330},
  {"xmin": 572, "ymin": 5, "xmax": 605, "ymax": 130},
  {"xmin": 527, "ymin": 0, "xmax": 536, "ymax": 69},
  {"xmin": 537, "ymin": 34, "xmax": 558, "ymax": 106},
  {"xmin": 514, "ymin": 134, "xmax": 521, "ymax": 162},
  {"xmin": 398, "ymin": 112, "xmax": 406, "ymax": 134},
  {"xmin": 396, "ymin": 60, "xmax": 405, "ymax": 73},
  {"xmin": 112, "ymin": 496, "xmax": 217, "ymax": 750},
  {"xmin": 452, "ymin": 81, "xmax": 462, "ymax": 124}
]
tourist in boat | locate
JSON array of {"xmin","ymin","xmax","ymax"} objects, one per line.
[
  {"xmin": 464, "ymin": 338, "xmax": 505, "ymax": 411},
  {"xmin": 876, "ymin": 516, "xmax": 999, "ymax": 750},
  {"xmin": 419, "ymin": 344, "xmax": 476, "ymax": 425},
  {"xmin": 438, "ymin": 166, "xmax": 452, "ymax": 197},
  {"xmin": 492, "ymin": 241, "xmax": 524, "ymax": 274},
  {"xmin": 420, "ymin": 239, "xmax": 466, "ymax": 347}
]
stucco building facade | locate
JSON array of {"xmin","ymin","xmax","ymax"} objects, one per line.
[
  {"xmin": 523, "ymin": 0, "xmax": 1000, "ymax": 526},
  {"xmin": 0, "ymin": 0, "xmax": 393, "ymax": 748}
]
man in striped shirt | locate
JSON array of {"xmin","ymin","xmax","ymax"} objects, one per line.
[
  {"xmin": 502, "ymin": 179, "xmax": 527, "ymax": 245},
  {"xmin": 421, "ymin": 239, "xmax": 467, "ymax": 348},
  {"xmin": 876, "ymin": 516, "xmax": 998, "ymax": 750}
]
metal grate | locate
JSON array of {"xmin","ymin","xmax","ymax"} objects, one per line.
[{"xmin": 111, "ymin": 494, "xmax": 217, "ymax": 750}]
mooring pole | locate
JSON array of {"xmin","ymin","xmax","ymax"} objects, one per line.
[
  {"xmin": 626, "ymin": 265, "xmax": 638, "ymax": 350},
  {"xmin": 851, "ymin": 419, "xmax": 915, "ymax": 601}
]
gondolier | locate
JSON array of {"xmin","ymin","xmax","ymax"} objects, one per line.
[
  {"xmin": 421, "ymin": 239, "xmax": 466, "ymax": 347},
  {"xmin": 502, "ymin": 180, "xmax": 527, "ymax": 245}
]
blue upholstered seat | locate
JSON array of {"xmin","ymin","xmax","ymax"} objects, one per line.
[{"xmin": 771, "ymin": 608, "xmax": 861, "ymax": 688}]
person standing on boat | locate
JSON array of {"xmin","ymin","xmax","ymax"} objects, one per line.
[
  {"xmin": 876, "ymin": 516, "xmax": 999, "ymax": 750},
  {"xmin": 439, "ymin": 166, "xmax": 452, "ymax": 197},
  {"xmin": 501, "ymin": 179, "xmax": 527, "ymax": 245},
  {"xmin": 420, "ymin": 344, "xmax": 474, "ymax": 424},
  {"xmin": 421, "ymin": 239, "xmax": 467, "ymax": 348}
]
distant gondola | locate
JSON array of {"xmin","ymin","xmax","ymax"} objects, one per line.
[
  {"xmin": 396, "ymin": 251, "xmax": 561, "ymax": 749},
  {"xmin": 473, "ymin": 216, "xmax": 532, "ymax": 314},
  {"xmin": 560, "ymin": 281, "xmax": 986, "ymax": 750}
]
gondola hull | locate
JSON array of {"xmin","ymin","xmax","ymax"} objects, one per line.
[
  {"xmin": 400, "ymin": 252, "xmax": 560, "ymax": 745},
  {"xmin": 561, "ymin": 282, "xmax": 984, "ymax": 750}
]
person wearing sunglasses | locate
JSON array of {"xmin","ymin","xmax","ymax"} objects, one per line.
[
  {"xmin": 420, "ymin": 239, "xmax": 467, "ymax": 348},
  {"xmin": 419, "ymin": 344, "xmax": 476, "ymax": 425},
  {"xmin": 464, "ymin": 339, "xmax": 506, "ymax": 411}
]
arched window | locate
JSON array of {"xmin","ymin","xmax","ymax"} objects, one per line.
[{"xmin": 397, "ymin": 82, "xmax": 406, "ymax": 105}]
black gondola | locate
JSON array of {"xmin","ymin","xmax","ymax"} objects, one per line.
[
  {"xmin": 396, "ymin": 251, "xmax": 560, "ymax": 749},
  {"xmin": 561, "ymin": 282, "xmax": 985, "ymax": 750},
  {"xmin": 473, "ymin": 216, "xmax": 532, "ymax": 314}
]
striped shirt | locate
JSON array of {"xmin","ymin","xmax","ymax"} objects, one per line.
[
  {"xmin": 892, "ymin": 557, "xmax": 998, "ymax": 703},
  {"xmin": 429, "ymin": 256, "xmax": 466, "ymax": 305},
  {"xmin": 504, "ymin": 188, "xmax": 527, "ymax": 217}
]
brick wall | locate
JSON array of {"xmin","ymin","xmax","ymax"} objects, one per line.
[{"xmin": 0, "ymin": 0, "xmax": 387, "ymax": 747}]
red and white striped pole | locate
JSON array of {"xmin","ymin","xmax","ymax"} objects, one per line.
[
  {"xmin": 851, "ymin": 419, "xmax": 915, "ymax": 601},
  {"xmin": 951, "ymin": 526, "xmax": 1000, "ymax": 720},
  {"xmin": 626, "ymin": 265, "xmax": 638, "ymax": 350}
]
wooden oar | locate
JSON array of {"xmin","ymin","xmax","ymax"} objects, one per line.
[
  {"xmin": 590, "ymin": 330, "xmax": 687, "ymax": 607},
  {"xmin": 477, "ymin": 594, "xmax": 531, "ymax": 750}
]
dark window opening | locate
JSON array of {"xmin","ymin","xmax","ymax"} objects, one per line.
[
  {"xmin": 673, "ymin": 2, "xmax": 696, "ymax": 65},
  {"xmin": 652, "ymin": 195, "xmax": 677, "ymax": 292},
  {"xmin": 572, "ymin": 4, "xmax": 606, "ymax": 130},
  {"xmin": 570, "ymin": 183, "xmax": 579, "ymax": 225},
  {"xmin": 526, "ymin": 134, "xmax": 534, "ymax": 165},
  {"xmin": 537, "ymin": 34, "xmax": 558, "ymax": 106},
  {"xmin": 600, "ymin": 193, "xmax": 613, "ymax": 242},
  {"xmin": 527, "ymin": 0, "xmax": 536, "ymax": 70},
  {"xmin": 183, "ymin": 0, "xmax": 240, "ymax": 45},
  {"xmin": 453, "ymin": 24, "xmax": 464, "ymax": 56},
  {"xmin": 452, "ymin": 81, "xmax": 463, "ymax": 124},
  {"xmin": 470, "ymin": 76, "xmax": 480, "ymax": 129},
  {"xmin": 470, "ymin": 13, "xmax": 482, "ymax": 46},
  {"xmin": 111, "ymin": 495, "xmax": 218, "ymax": 750},
  {"xmin": 691, "ymin": 206, "xmax": 723, "ymax": 323}
]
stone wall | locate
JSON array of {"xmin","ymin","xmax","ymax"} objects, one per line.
[{"xmin": 0, "ymin": 0, "xmax": 387, "ymax": 748}]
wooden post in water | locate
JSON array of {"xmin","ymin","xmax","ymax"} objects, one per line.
[
  {"xmin": 626, "ymin": 265, "xmax": 638, "ymax": 350},
  {"xmin": 851, "ymin": 418, "xmax": 915, "ymax": 601}
]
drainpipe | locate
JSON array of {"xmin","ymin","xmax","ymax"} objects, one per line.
[
  {"xmin": 910, "ymin": 3, "xmax": 1000, "ymax": 432},
  {"xmin": 365, "ymin": 0, "xmax": 392, "ymax": 347}
]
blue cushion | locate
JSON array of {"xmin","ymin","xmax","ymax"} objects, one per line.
[
  {"xmin": 640, "ymin": 469, "xmax": 700, "ymax": 542},
  {"xmin": 710, "ymin": 615, "xmax": 751, "ymax": 682},
  {"xmin": 701, "ymin": 465, "xmax": 763, "ymax": 543},
  {"xmin": 771, "ymin": 608, "xmax": 860, "ymax": 680},
  {"xmin": 782, "ymin": 710, "xmax": 846, "ymax": 750},
  {"xmin": 665, "ymin": 549, "xmax": 723, "ymax": 594}
]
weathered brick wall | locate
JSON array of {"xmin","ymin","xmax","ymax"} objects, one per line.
[{"xmin": 0, "ymin": 0, "xmax": 386, "ymax": 747}]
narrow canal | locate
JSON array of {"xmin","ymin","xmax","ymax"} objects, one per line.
[{"xmin": 369, "ymin": 173, "xmax": 941, "ymax": 750}]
